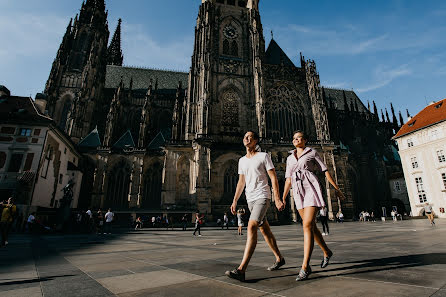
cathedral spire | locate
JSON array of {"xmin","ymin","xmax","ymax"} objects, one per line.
[
  {"xmin": 380, "ymin": 109, "xmax": 385, "ymax": 122},
  {"xmin": 107, "ymin": 18, "xmax": 123, "ymax": 66},
  {"xmin": 385, "ymin": 108, "xmax": 390, "ymax": 123},
  {"xmin": 398, "ymin": 111, "xmax": 404, "ymax": 127},
  {"xmin": 373, "ymin": 100, "xmax": 378, "ymax": 116},
  {"xmin": 390, "ymin": 103, "xmax": 398, "ymax": 127}
]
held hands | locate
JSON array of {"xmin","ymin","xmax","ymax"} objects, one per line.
[{"xmin": 275, "ymin": 199, "xmax": 285, "ymax": 211}]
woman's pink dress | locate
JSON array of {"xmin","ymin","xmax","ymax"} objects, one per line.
[{"xmin": 285, "ymin": 147, "xmax": 327, "ymax": 210}]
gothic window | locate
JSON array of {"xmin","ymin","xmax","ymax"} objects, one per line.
[
  {"xmin": 231, "ymin": 40, "xmax": 238, "ymax": 56},
  {"xmin": 142, "ymin": 163, "xmax": 162, "ymax": 209},
  {"xmin": 105, "ymin": 160, "xmax": 131, "ymax": 209},
  {"xmin": 223, "ymin": 39, "xmax": 230, "ymax": 55},
  {"xmin": 221, "ymin": 90, "xmax": 239, "ymax": 126},
  {"xmin": 265, "ymin": 84, "xmax": 304, "ymax": 141}
]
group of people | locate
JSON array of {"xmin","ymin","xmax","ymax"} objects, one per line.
[
  {"xmin": 76, "ymin": 208, "xmax": 114, "ymax": 234},
  {"xmin": 225, "ymin": 130, "xmax": 345, "ymax": 282},
  {"xmin": 359, "ymin": 210, "xmax": 376, "ymax": 222}
]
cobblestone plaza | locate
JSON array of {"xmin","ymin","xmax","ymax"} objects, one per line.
[{"xmin": 1, "ymin": 220, "xmax": 445, "ymax": 297}]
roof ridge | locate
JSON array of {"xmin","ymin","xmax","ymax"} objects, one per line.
[{"xmin": 116, "ymin": 64, "xmax": 188, "ymax": 74}]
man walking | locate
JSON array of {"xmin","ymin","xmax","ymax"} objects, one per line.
[
  {"xmin": 424, "ymin": 203, "xmax": 435, "ymax": 226},
  {"xmin": 104, "ymin": 208, "xmax": 114, "ymax": 234},
  {"xmin": 225, "ymin": 131, "xmax": 285, "ymax": 282}
]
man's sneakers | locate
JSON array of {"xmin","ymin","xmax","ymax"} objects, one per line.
[
  {"xmin": 225, "ymin": 268, "xmax": 245, "ymax": 282},
  {"xmin": 267, "ymin": 257, "xmax": 286, "ymax": 271}
]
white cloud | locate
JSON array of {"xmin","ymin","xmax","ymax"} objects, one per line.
[
  {"xmin": 121, "ymin": 22, "xmax": 193, "ymax": 71},
  {"xmin": 0, "ymin": 13, "xmax": 67, "ymax": 60},
  {"xmin": 356, "ymin": 64, "xmax": 412, "ymax": 93}
]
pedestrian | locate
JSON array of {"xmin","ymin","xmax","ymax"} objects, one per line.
[
  {"xmin": 181, "ymin": 214, "xmax": 187, "ymax": 231},
  {"xmin": 135, "ymin": 217, "xmax": 142, "ymax": 230},
  {"xmin": 1, "ymin": 197, "xmax": 17, "ymax": 247},
  {"xmin": 237, "ymin": 208, "xmax": 245, "ymax": 235},
  {"xmin": 282, "ymin": 130, "xmax": 345, "ymax": 281},
  {"xmin": 225, "ymin": 131, "xmax": 285, "ymax": 282},
  {"xmin": 193, "ymin": 212, "xmax": 202, "ymax": 236},
  {"xmin": 104, "ymin": 208, "xmax": 114, "ymax": 234},
  {"xmin": 97, "ymin": 209, "xmax": 104, "ymax": 234},
  {"xmin": 151, "ymin": 216, "xmax": 156, "ymax": 227},
  {"xmin": 27, "ymin": 212, "xmax": 36, "ymax": 233},
  {"xmin": 338, "ymin": 211, "xmax": 344, "ymax": 223},
  {"xmin": 168, "ymin": 216, "xmax": 174, "ymax": 230},
  {"xmin": 223, "ymin": 212, "xmax": 229, "ymax": 230},
  {"xmin": 319, "ymin": 206, "xmax": 329, "ymax": 236},
  {"xmin": 391, "ymin": 210, "xmax": 396, "ymax": 222},
  {"xmin": 370, "ymin": 211, "xmax": 376, "ymax": 222},
  {"xmin": 424, "ymin": 203, "xmax": 435, "ymax": 226}
]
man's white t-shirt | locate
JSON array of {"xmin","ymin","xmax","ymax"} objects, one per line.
[
  {"xmin": 105, "ymin": 211, "xmax": 114, "ymax": 223},
  {"xmin": 86, "ymin": 210, "xmax": 92, "ymax": 218},
  {"xmin": 238, "ymin": 152, "xmax": 274, "ymax": 203}
]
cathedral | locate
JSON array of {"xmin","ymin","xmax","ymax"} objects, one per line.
[{"xmin": 42, "ymin": 0, "xmax": 404, "ymax": 220}]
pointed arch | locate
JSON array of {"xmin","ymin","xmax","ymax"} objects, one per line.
[
  {"xmin": 142, "ymin": 162, "xmax": 162, "ymax": 209},
  {"xmin": 105, "ymin": 158, "xmax": 131, "ymax": 209}
]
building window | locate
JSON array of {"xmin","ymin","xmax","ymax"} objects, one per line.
[
  {"xmin": 411, "ymin": 157, "xmax": 418, "ymax": 169},
  {"xmin": 59, "ymin": 174, "xmax": 63, "ymax": 184},
  {"xmin": 7, "ymin": 154, "xmax": 24, "ymax": 172},
  {"xmin": 442, "ymin": 173, "xmax": 446, "ymax": 189},
  {"xmin": 19, "ymin": 128, "xmax": 32, "ymax": 136},
  {"xmin": 437, "ymin": 150, "xmax": 445, "ymax": 163},
  {"xmin": 431, "ymin": 130, "xmax": 438, "ymax": 140},
  {"xmin": 0, "ymin": 127, "xmax": 15, "ymax": 134},
  {"xmin": 221, "ymin": 90, "xmax": 239, "ymax": 126},
  {"xmin": 64, "ymin": 148, "xmax": 67, "ymax": 154},
  {"xmin": 415, "ymin": 177, "xmax": 427, "ymax": 203},
  {"xmin": 394, "ymin": 181, "xmax": 401, "ymax": 192},
  {"xmin": 33, "ymin": 129, "xmax": 41, "ymax": 136},
  {"xmin": 223, "ymin": 39, "xmax": 230, "ymax": 55},
  {"xmin": 407, "ymin": 138, "xmax": 413, "ymax": 148},
  {"xmin": 23, "ymin": 153, "xmax": 34, "ymax": 171}
]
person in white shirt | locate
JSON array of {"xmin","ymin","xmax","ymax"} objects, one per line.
[
  {"xmin": 225, "ymin": 131, "xmax": 285, "ymax": 282},
  {"xmin": 104, "ymin": 209, "xmax": 114, "ymax": 234},
  {"xmin": 319, "ymin": 206, "xmax": 329, "ymax": 235}
]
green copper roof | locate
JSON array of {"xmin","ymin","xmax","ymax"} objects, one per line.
[
  {"xmin": 147, "ymin": 128, "xmax": 171, "ymax": 150},
  {"xmin": 113, "ymin": 130, "xmax": 135, "ymax": 149},
  {"xmin": 105, "ymin": 65, "xmax": 188, "ymax": 90},
  {"xmin": 78, "ymin": 126, "xmax": 102, "ymax": 148}
]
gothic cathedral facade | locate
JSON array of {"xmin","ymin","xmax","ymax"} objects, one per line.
[{"xmin": 42, "ymin": 0, "xmax": 404, "ymax": 220}]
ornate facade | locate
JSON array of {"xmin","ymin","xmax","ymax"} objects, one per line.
[{"xmin": 42, "ymin": 0, "xmax": 405, "ymax": 220}]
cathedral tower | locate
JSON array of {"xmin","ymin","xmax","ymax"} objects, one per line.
[
  {"xmin": 44, "ymin": 0, "xmax": 109, "ymax": 142},
  {"xmin": 182, "ymin": 0, "xmax": 265, "ymax": 141}
]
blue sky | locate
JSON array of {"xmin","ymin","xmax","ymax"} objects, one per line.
[{"xmin": 1, "ymin": 0, "xmax": 446, "ymax": 118}]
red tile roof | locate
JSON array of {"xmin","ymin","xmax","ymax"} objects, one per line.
[{"xmin": 393, "ymin": 98, "xmax": 446, "ymax": 139}]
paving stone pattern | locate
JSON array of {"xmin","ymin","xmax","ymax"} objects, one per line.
[{"xmin": 0, "ymin": 220, "xmax": 445, "ymax": 296}]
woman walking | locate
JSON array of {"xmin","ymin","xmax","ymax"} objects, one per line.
[{"xmin": 282, "ymin": 131, "xmax": 345, "ymax": 281}]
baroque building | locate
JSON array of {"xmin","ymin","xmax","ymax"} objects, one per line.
[{"xmin": 41, "ymin": 0, "xmax": 405, "ymax": 220}]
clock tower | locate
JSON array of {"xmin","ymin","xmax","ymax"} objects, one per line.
[{"xmin": 179, "ymin": 0, "xmax": 266, "ymax": 142}]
